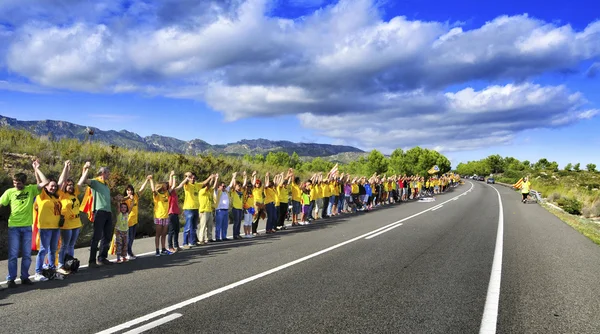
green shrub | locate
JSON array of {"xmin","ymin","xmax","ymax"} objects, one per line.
[
  {"xmin": 547, "ymin": 192, "xmax": 561, "ymax": 202},
  {"xmin": 557, "ymin": 197, "xmax": 583, "ymax": 215}
]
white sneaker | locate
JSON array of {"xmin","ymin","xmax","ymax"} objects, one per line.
[
  {"xmin": 127, "ymin": 255, "xmax": 137, "ymax": 260},
  {"xmin": 56, "ymin": 267, "xmax": 70, "ymax": 275},
  {"xmin": 34, "ymin": 273, "xmax": 48, "ymax": 282}
]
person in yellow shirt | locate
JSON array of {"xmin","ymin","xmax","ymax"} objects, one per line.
[
  {"xmin": 56, "ymin": 161, "xmax": 85, "ymax": 274},
  {"xmin": 276, "ymin": 170, "xmax": 292, "ymax": 230},
  {"xmin": 264, "ymin": 172, "xmax": 278, "ymax": 234},
  {"xmin": 242, "ymin": 177, "xmax": 255, "ymax": 238},
  {"xmin": 231, "ymin": 172, "xmax": 245, "ymax": 240},
  {"xmin": 308, "ymin": 176, "xmax": 319, "ymax": 220},
  {"xmin": 251, "ymin": 171, "xmax": 265, "ymax": 235},
  {"xmin": 176, "ymin": 172, "xmax": 201, "ymax": 248},
  {"xmin": 520, "ymin": 177, "xmax": 532, "ymax": 203},
  {"xmin": 147, "ymin": 175, "xmax": 172, "ymax": 256},
  {"xmin": 290, "ymin": 170, "xmax": 302, "ymax": 226},
  {"xmin": 33, "ymin": 174, "xmax": 61, "ymax": 282},
  {"xmin": 197, "ymin": 174, "xmax": 217, "ymax": 244},
  {"xmin": 321, "ymin": 178, "xmax": 331, "ymax": 219},
  {"xmin": 122, "ymin": 176, "xmax": 149, "ymax": 259}
]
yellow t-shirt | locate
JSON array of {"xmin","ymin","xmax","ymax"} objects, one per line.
[
  {"xmin": 244, "ymin": 190, "xmax": 255, "ymax": 209},
  {"xmin": 231, "ymin": 190, "xmax": 243, "ymax": 210},
  {"xmin": 153, "ymin": 191, "xmax": 169, "ymax": 219},
  {"xmin": 58, "ymin": 189, "xmax": 82, "ymax": 230},
  {"xmin": 322, "ymin": 183, "xmax": 331, "ymax": 198},
  {"xmin": 252, "ymin": 186, "xmax": 264, "ymax": 204},
  {"xmin": 198, "ymin": 187, "xmax": 213, "ymax": 213},
  {"xmin": 351, "ymin": 184, "xmax": 359, "ymax": 194},
  {"xmin": 125, "ymin": 194, "xmax": 139, "ymax": 227},
  {"xmin": 183, "ymin": 183, "xmax": 200, "ymax": 210},
  {"xmin": 310, "ymin": 185, "xmax": 318, "ymax": 201},
  {"xmin": 329, "ymin": 183, "xmax": 338, "ymax": 196},
  {"xmin": 264, "ymin": 187, "xmax": 277, "ymax": 204},
  {"xmin": 277, "ymin": 184, "xmax": 289, "ymax": 204},
  {"xmin": 291, "ymin": 183, "xmax": 301, "ymax": 202},
  {"xmin": 36, "ymin": 189, "xmax": 61, "ymax": 229}
]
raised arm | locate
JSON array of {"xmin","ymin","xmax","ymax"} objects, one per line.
[
  {"xmin": 252, "ymin": 171, "xmax": 257, "ymax": 185},
  {"xmin": 139, "ymin": 175, "xmax": 151, "ymax": 192},
  {"xmin": 149, "ymin": 175, "xmax": 156, "ymax": 193},
  {"xmin": 242, "ymin": 171, "xmax": 247, "ymax": 187},
  {"xmin": 265, "ymin": 172, "xmax": 270, "ymax": 187},
  {"xmin": 58, "ymin": 160, "xmax": 70, "ymax": 188},
  {"xmin": 212, "ymin": 173, "xmax": 219, "ymax": 189},
  {"xmin": 170, "ymin": 171, "xmax": 177, "ymax": 192},
  {"xmin": 199, "ymin": 174, "xmax": 214, "ymax": 188},
  {"xmin": 33, "ymin": 160, "xmax": 49, "ymax": 189},
  {"xmin": 78, "ymin": 161, "xmax": 91, "ymax": 186},
  {"xmin": 229, "ymin": 172, "xmax": 237, "ymax": 189}
]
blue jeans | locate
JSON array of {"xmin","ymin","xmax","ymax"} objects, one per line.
[
  {"xmin": 232, "ymin": 208, "xmax": 243, "ymax": 237},
  {"xmin": 59, "ymin": 228, "xmax": 80, "ymax": 267},
  {"xmin": 7, "ymin": 226, "xmax": 32, "ymax": 281},
  {"xmin": 266, "ymin": 202, "xmax": 277, "ymax": 230},
  {"xmin": 328, "ymin": 196, "xmax": 335, "ymax": 215},
  {"xmin": 36, "ymin": 228, "xmax": 60, "ymax": 273},
  {"xmin": 183, "ymin": 210, "xmax": 199, "ymax": 246},
  {"xmin": 128, "ymin": 224, "xmax": 136, "ymax": 256},
  {"xmin": 215, "ymin": 209, "xmax": 229, "ymax": 240}
]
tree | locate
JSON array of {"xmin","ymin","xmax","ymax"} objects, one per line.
[
  {"xmin": 564, "ymin": 163, "xmax": 572, "ymax": 171},
  {"xmin": 254, "ymin": 153, "xmax": 265, "ymax": 164},
  {"xmin": 290, "ymin": 152, "xmax": 301, "ymax": 169},
  {"xmin": 387, "ymin": 148, "xmax": 404, "ymax": 174},
  {"xmin": 534, "ymin": 158, "xmax": 549, "ymax": 170},
  {"xmin": 265, "ymin": 151, "xmax": 290, "ymax": 167},
  {"xmin": 486, "ymin": 154, "xmax": 505, "ymax": 174},
  {"xmin": 522, "ymin": 160, "xmax": 531, "ymax": 169},
  {"xmin": 574, "ymin": 163, "xmax": 581, "ymax": 172},
  {"xmin": 586, "ymin": 163, "xmax": 597, "ymax": 172},
  {"xmin": 548, "ymin": 161, "xmax": 559, "ymax": 172},
  {"xmin": 243, "ymin": 154, "xmax": 253, "ymax": 163},
  {"xmin": 366, "ymin": 149, "xmax": 388, "ymax": 175}
]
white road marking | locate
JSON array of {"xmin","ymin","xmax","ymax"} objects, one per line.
[
  {"xmin": 122, "ymin": 313, "xmax": 182, "ymax": 334},
  {"xmin": 96, "ymin": 184, "xmax": 474, "ymax": 334},
  {"xmin": 479, "ymin": 185, "xmax": 504, "ymax": 334},
  {"xmin": 365, "ymin": 182, "xmax": 474, "ymax": 240}
]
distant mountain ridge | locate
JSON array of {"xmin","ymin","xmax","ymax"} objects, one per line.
[{"xmin": 0, "ymin": 115, "xmax": 364, "ymax": 157}]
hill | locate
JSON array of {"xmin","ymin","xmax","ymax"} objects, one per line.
[{"xmin": 0, "ymin": 114, "xmax": 364, "ymax": 157}]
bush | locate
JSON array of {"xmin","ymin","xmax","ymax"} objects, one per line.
[
  {"xmin": 583, "ymin": 207, "xmax": 592, "ymax": 218},
  {"xmin": 547, "ymin": 192, "xmax": 561, "ymax": 202},
  {"xmin": 557, "ymin": 197, "xmax": 583, "ymax": 215},
  {"xmin": 590, "ymin": 201, "xmax": 600, "ymax": 217}
]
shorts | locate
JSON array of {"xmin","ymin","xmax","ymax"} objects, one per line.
[
  {"xmin": 243, "ymin": 213, "xmax": 253, "ymax": 226},
  {"xmin": 154, "ymin": 218, "xmax": 169, "ymax": 226},
  {"xmin": 302, "ymin": 205, "xmax": 310, "ymax": 216},
  {"xmin": 292, "ymin": 200, "xmax": 302, "ymax": 214},
  {"xmin": 522, "ymin": 192, "xmax": 529, "ymax": 200}
]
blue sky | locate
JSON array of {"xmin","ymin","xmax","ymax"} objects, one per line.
[{"xmin": 0, "ymin": 0, "xmax": 598, "ymax": 168}]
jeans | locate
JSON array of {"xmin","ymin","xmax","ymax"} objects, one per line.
[
  {"xmin": 322, "ymin": 197, "xmax": 330, "ymax": 218},
  {"xmin": 90, "ymin": 210, "xmax": 113, "ymax": 263},
  {"xmin": 36, "ymin": 228, "xmax": 60, "ymax": 273},
  {"xmin": 59, "ymin": 228, "xmax": 81, "ymax": 267},
  {"xmin": 128, "ymin": 224, "xmax": 137, "ymax": 256},
  {"xmin": 265, "ymin": 202, "xmax": 277, "ymax": 231},
  {"xmin": 278, "ymin": 202, "xmax": 288, "ymax": 227},
  {"xmin": 183, "ymin": 209, "xmax": 199, "ymax": 246},
  {"xmin": 327, "ymin": 196, "xmax": 335, "ymax": 215},
  {"xmin": 215, "ymin": 209, "xmax": 229, "ymax": 240},
  {"xmin": 232, "ymin": 208, "xmax": 243, "ymax": 237},
  {"xmin": 7, "ymin": 227, "xmax": 32, "ymax": 281},
  {"xmin": 308, "ymin": 200, "xmax": 315, "ymax": 220},
  {"xmin": 168, "ymin": 214, "xmax": 180, "ymax": 249}
]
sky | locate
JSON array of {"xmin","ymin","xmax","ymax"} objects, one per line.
[{"xmin": 0, "ymin": 0, "xmax": 598, "ymax": 168}]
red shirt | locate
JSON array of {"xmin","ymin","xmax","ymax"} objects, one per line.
[{"xmin": 168, "ymin": 190, "xmax": 180, "ymax": 215}]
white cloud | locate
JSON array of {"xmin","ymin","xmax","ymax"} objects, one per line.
[{"xmin": 0, "ymin": 0, "xmax": 599, "ymax": 152}]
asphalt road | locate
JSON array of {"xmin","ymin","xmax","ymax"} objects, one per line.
[{"xmin": 1, "ymin": 181, "xmax": 599, "ymax": 333}]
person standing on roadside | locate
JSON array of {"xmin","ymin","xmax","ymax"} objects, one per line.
[
  {"xmin": 178, "ymin": 172, "xmax": 200, "ymax": 249},
  {"xmin": 56, "ymin": 160, "xmax": 83, "ymax": 274},
  {"xmin": 168, "ymin": 171, "xmax": 181, "ymax": 252},
  {"xmin": 197, "ymin": 174, "xmax": 217, "ymax": 245},
  {"xmin": 1, "ymin": 160, "xmax": 48, "ymax": 288},
  {"xmin": 520, "ymin": 177, "xmax": 531, "ymax": 203},
  {"xmin": 79, "ymin": 162, "xmax": 114, "ymax": 268},
  {"xmin": 123, "ymin": 177, "xmax": 149, "ymax": 260}
]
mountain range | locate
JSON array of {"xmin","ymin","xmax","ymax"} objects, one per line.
[{"xmin": 0, "ymin": 114, "xmax": 364, "ymax": 158}]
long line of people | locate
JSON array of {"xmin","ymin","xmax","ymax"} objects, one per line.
[{"xmin": 0, "ymin": 160, "xmax": 459, "ymax": 288}]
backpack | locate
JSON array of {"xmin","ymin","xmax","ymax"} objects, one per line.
[{"xmin": 63, "ymin": 254, "xmax": 81, "ymax": 273}]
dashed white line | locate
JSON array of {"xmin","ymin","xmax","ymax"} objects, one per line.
[
  {"xmin": 431, "ymin": 204, "xmax": 444, "ymax": 211},
  {"xmin": 479, "ymin": 184, "xmax": 504, "ymax": 334},
  {"xmin": 123, "ymin": 313, "xmax": 182, "ymax": 334},
  {"xmin": 96, "ymin": 184, "xmax": 474, "ymax": 334}
]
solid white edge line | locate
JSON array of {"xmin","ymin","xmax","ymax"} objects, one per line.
[
  {"xmin": 97, "ymin": 183, "xmax": 474, "ymax": 334},
  {"xmin": 365, "ymin": 182, "xmax": 473, "ymax": 240},
  {"xmin": 122, "ymin": 313, "xmax": 182, "ymax": 334},
  {"xmin": 479, "ymin": 184, "xmax": 504, "ymax": 334}
]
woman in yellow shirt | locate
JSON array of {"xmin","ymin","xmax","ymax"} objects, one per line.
[
  {"xmin": 147, "ymin": 175, "xmax": 172, "ymax": 256},
  {"xmin": 56, "ymin": 161, "xmax": 84, "ymax": 274},
  {"xmin": 122, "ymin": 177, "xmax": 149, "ymax": 260},
  {"xmin": 264, "ymin": 172, "xmax": 278, "ymax": 234},
  {"xmin": 34, "ymin": 171, "xmax": 62, "ymax": 281},
  {"xmin": 251, "ymin": 171, "xmax": 265, "ymax": 235}
]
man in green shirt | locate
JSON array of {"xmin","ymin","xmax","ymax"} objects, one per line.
[
  {"xmin": 80, "ymin": 162, "xmax": 114, "ymax": 267},
  {"xmin": 0, "ymin": 160, "xmax": 49, "ymax": 288}
]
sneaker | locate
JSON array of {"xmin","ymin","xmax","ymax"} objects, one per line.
[
  {"xmin": 181, "ymin": 245, "xmax": 191, "ymax": 250},
  {"xmin": 155, "ymin": 252, "xmax": 160, "ymax": 257},
  {"xmin": 116, "ymin": 258, "xmax": 123, "ymax": 264},
  {"xmin": 21, "ymin": 278, "xmax": 34, "ymax": 286},
  {"xmin": 34, "ymin": 273, "xmax": 48, "ymax": 282},
  {"xmin": 7, "ymin": 280, "xmax": 17, "ymax": 288},
  {"xmin": 100, "ymin": 258, "xmax": 113, "ymax": 266},
  {"xmin": 126, "ymin": 255, "xmax": 137, "ymax": 260},
  {"xmin": 168, "ymin": 248, "xmax": 177, "ymax": 253},
  {"xmin": 57, "ymin": 267, "xmax": 70, "ymax": 275},
  {"xmin": 160, "ymin": 250, "xmax": 173, "ymax": 256}
]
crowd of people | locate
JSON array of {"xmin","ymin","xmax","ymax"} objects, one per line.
[{"xmin": 0, "ymin": 159, "xmax": 459, "ymax": 288}]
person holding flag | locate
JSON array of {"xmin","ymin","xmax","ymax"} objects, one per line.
[{"xmin": 79, "ymin": 162, "xmax": 114, "ymax": 268}]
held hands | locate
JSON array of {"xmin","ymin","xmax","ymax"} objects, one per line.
[
  {"xmin": 169, "ymin": 170, "xmax": 175, "ymax": 177},
  {"xmin": 83, "ymin": 161, "xmax": 91, "ymax": 171},
  {"xmin": 147, "ymin": 175, "xmax": 153, "ymax": 180},
  {"xmin": 242, "ymin": 171, "xmax": 247, "ymax": 177},
  {"xmin": 32, "ymin": 159, "xmax": 41, "ymax": 169}
]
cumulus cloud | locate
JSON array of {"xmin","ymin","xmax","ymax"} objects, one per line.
[{"xmin": 0, "ymin": 0, "xmax": 599, "ymax": 151}]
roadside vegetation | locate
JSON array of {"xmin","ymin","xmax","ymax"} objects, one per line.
[{"xmin": 456, "ymin": 155, "xmax": 600, "ymax": 244}]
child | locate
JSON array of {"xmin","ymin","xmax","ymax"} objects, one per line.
[
  {"xmin": 242, "ymin": 181, "xmax": 255, "ymax": 238},
  {"xmin": 301, "ymin": 187, "xmax": 311, "ymax": 225},
  {"xmin": 115, "ymin": 203, "xmax": 129, "ymax": 263}
]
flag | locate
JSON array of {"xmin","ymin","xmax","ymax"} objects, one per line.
[
  {"xmin": 108, "ymin": 232, "xmax": 117, "ymax": 255},
  {"xmin": 329, "ymin": 163, "xmax": 339, "ymax": 176},
  {"xmin": 32, "ymin": 196, "xmax": 40, "ymax": 251},
  {"xmin": 79, "ymin": 187, "xmax": 95, "ymax": 223},
  {"xmin": 428, "ymin": 165, "xmax": 440, "ymax": 174},
  {"xmin": 513, "ymin": 178, "xmax": 523, "ymax": 189}
]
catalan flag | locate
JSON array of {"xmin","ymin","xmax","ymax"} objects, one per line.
[
  {"xmin": 428, "ymin": 165, "xmax": 440, "ymax": 174},
  {"xmin": 513, "ymin": 178, "xmax": 523, "ymax": 189}
]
